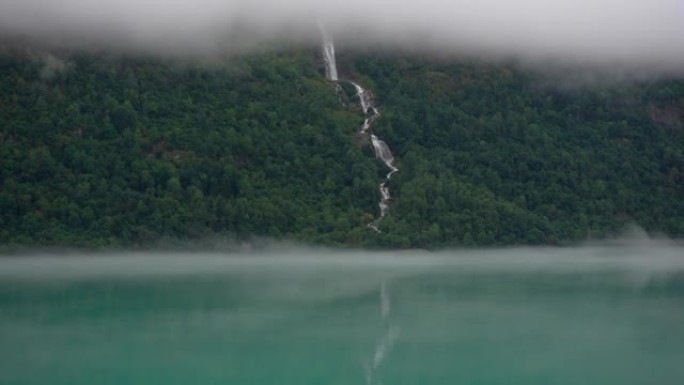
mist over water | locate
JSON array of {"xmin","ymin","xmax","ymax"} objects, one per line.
[{"xmin": 2, "ymin": 243, "xmax": 684, "ymax": 384}]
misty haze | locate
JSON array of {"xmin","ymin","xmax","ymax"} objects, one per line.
[
  {"xmin": 1, "ymin": 0, "xmax": 684, "ymax": 74},
  {"xmin": 2, "ymin": 0, "xmax": 684, "ymax": 383},
  {"xmin": 2, "ymin": 245, "xmax": 684, "ymax": 384}
]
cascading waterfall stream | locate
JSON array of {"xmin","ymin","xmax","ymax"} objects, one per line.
[
  {"xmin": 319, "ymin": 23, "xmax": 338, "ymax": 81},
  {"xmin": 320, "ymin": 27, "xmax": 398, "ymax": 232},
  {"xmin": 319, "ymin": 26, "xmax": 400, "ymax": 384}
]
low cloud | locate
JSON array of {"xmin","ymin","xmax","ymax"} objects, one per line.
[
  {"xmin": 2, "ymin": 243, "xmax": 683, "ymax": 280},
  {"xmin": 1, "ymin": 0, "xmax": 683, "ymax": 74}
]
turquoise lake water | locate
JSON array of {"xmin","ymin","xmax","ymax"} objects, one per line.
[{"xmin": 1, "ymin": 245, "xmax": 683, "ymax": 384}]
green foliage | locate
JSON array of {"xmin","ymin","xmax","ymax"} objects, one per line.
[
  {"xmin": 0, "ymin": 49, "xmax": 379, "ymax": 248},
  {"xmin": 1, "ymin": 49, "xmax": 683, "ymax": 249},
  {"xmin": 353, "ymin": 54, "xmax": 684, "ymax": 247}
]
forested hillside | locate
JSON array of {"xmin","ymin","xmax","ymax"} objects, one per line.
[
  {"xmin": 1, "ymin": 47, "xmax": 683, "ymax": 249},
  {"xmin": 0, "ymin": 49, "xmax": 382, "ymax": 248},
  {"xmin": 349, "ymin": 53, "xmax": 684, "ymax": 246}
]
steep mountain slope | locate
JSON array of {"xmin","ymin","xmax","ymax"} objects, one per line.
[
  {"xmin": 0, "ymin": 49, "xmax": 381, "ymax": 248},
  {"xmin": 1, "ymin": 48, "xmax": 683, "ymax": 249},
  {"xmin": 352, "ymin": 54, "xmax": 684, "ymax": 246}
]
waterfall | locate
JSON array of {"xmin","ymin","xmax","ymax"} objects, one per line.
[
  {"xmin": 370, "ymin": 135, "xmax": 398, "ymax": 173},
  {"xmin": 369, "ymin": 133, "xmax": 398, "ymax": 231},
  {"xmin": 319, "ymin": 24, "xmax": 338, "ymax": 81},
  {"xmin": 351, "ymin": 82, "xmax": 371, "ymax": 114},
  {"xmin": 350, "ymin": 81, "xmax": 380, "ymax": 134},
  {"xmin": 319, "ymin": 27, "xmax": 399, "ymax": 232}
]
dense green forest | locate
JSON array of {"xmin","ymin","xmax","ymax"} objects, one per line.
[
  {"xmin": 348, "ymin": 53, "xmax": 684, "ymax": 246},
  {"xmin": 1, "ymin": 46, "xmax": 683, "ymax": 249}
]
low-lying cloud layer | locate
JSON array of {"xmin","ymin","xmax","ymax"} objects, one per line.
[
  {"xmin": 1, "ymin": 0, "xmax": 683, "ymax": 73},
  {"xmin": 0, "ymin": 246, "xmax": 682, "ymax": 278}
]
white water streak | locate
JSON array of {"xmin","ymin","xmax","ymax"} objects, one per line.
[
  {"xmin": 370, "ymin": 134, "xmax": 398, "ymax": 228},
  {"xmin": 380, "ymin": 281, "xmax": 390, "ymax": 319},
  {"xmin": 366, "ymin": 281, "xmax": 399, "ymax": 385},
  {"xmin": 319, "ymin": 23, "xmax": 338, "ymax": 81},
  {"xmin": 319, "ymin": 25, "xmax": 398, "ymax": 231},
  {"xmin": 370, "ymin": 135, "xmax": 397, "ymax": 172},
  {"xmin": 351, "ymin": 82, "xmax": 370, "ymax": 113}
]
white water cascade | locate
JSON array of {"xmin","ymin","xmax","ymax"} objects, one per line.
[
  {"xmin": 320, "ymin": 29, "xmax": 399, "ymax": 232},
  {"xmin": 319, "ymin": 25, "xmax": 338, "ymax": 81}
]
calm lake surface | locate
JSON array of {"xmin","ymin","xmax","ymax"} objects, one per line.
[{"xmin": 2, "ymin": 244, "xmax": 684, "ymax": 384}]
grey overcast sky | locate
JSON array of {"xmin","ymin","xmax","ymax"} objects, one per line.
[{"xmin": 1, "ymin": 0, "xmax": 683, "ymax": 73}]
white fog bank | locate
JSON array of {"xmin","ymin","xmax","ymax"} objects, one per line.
[{"xmin": 1, "ymin": 0, "xmax": 684, "ymax": 75}]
